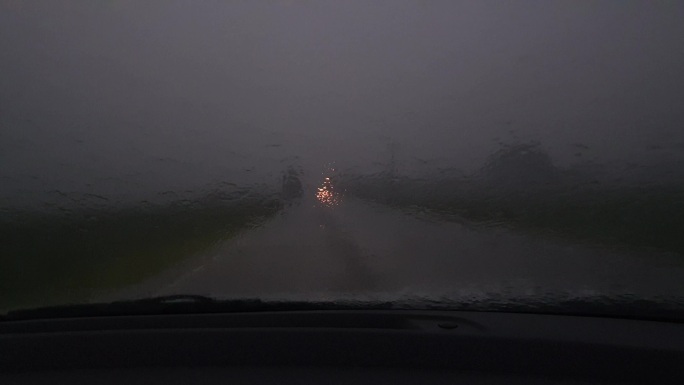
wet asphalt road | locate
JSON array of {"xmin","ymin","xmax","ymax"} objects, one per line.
[{"xmin": 114, "ymin": 196, "xmax": 684, "ymax": 304}]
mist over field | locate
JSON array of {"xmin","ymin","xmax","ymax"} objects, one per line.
[{"xmin": 2, "ymin": 1, "xmax": 683, "ymax": 210}]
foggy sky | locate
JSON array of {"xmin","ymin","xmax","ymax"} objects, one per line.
[{"xmin": 2, "ymin": 1, "xmax": 684, "ymax": 208}]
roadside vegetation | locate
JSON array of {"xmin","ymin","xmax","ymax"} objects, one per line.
[
  {"xmin": 341, "ymin": 143, "xmax": 684, "ymax": 256},
  {"xmin": 0, "ymin": 189, "xmax": 283, "ymax": 311}
]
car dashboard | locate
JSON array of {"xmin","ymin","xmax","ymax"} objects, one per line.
[{"xmin": 1, "ymin": 310, "xmax": 683, "ymax": 384}]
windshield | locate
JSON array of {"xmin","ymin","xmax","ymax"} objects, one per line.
[{"xmin": 2, "ymin": 1, "xmax": 684, "ymax": 319}]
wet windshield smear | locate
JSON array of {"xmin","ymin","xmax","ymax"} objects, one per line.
[{"xmin": 2, "ymin": 2, "xmax": 684, "ymax": 318}]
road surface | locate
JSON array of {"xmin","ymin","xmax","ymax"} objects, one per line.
[{"xmin": 111, "ymin": 196, "xmax": 684, "ymax": 305}]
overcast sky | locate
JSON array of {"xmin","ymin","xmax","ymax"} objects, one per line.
[{"xmin": 2, "ymin": 1, "xmax": 684, "ymax": 207}]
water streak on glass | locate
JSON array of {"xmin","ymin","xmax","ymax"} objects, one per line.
[{"xmin": 1, "ymin": 1, "xmax": 684, "ymax": 317}]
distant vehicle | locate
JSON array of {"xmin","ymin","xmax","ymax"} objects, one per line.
[{"xmin": 282, "ymin": 166, "xmax": 304, "ymax": 203}]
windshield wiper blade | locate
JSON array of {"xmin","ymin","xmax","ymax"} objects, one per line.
[
  {"xmin": 1, "ymin": 295, "xmax": 216, "ymax": 321},
  {"xmin": 1, "ymin": 296, "xmax": 394, "ymax": 321}
]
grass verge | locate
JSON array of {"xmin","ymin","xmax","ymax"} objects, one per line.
[
  {"xmin": 343, "ymin": 176, "xmax": 684, "ymax": 256},
  {"xmin": 0, "ymin": 197, "xmax": 282, "ymax": 311}
]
